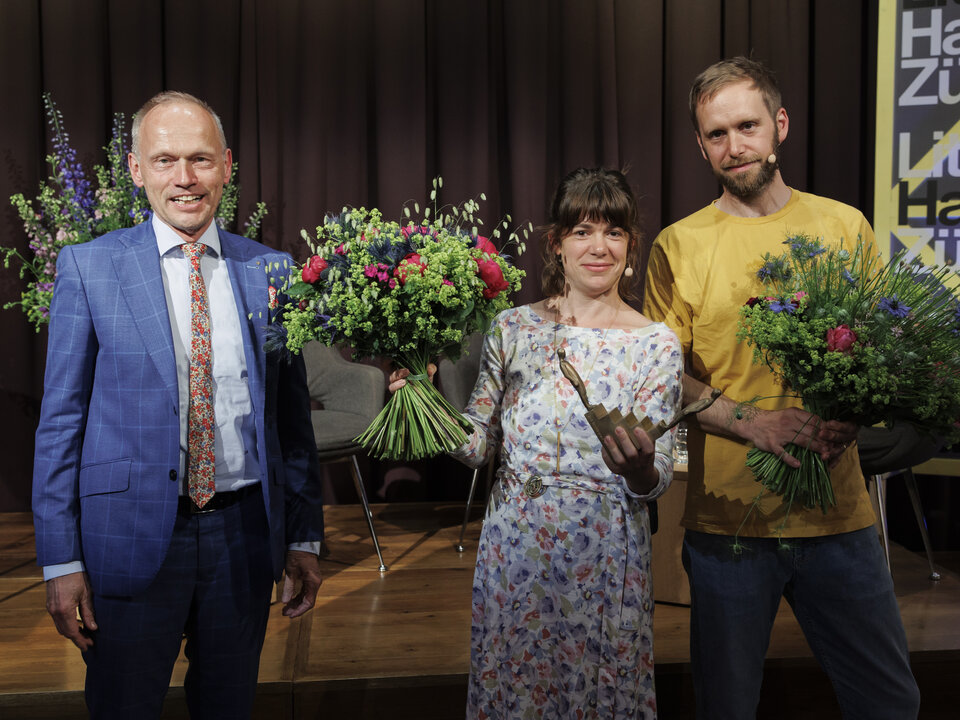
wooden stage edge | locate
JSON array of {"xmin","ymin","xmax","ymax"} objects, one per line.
[{"xmin": 2, "ymin": 503, "xmax": 960, "ymax": 719}]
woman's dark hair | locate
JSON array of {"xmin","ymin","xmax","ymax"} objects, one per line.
[{"xmin": 540, "ymin": 168, "xmax": 643, "ymax": 299}]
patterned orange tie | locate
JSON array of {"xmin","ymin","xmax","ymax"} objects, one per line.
[{"xmin": 182, "ymin": 242, "xmax": 215, "ymax": 508}]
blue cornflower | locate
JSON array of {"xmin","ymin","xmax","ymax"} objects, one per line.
[
  {"xmin": 756, "ymin": 256, "xmax": 792, "ymax": 282},
  {"xmin": 786, "ymin": 234, "xmax": 826, "ymax": 259},
  {"xmin": 878, "ymin": 295, "xmax": 911, "ymax": 318},
  {"xmin": 841, "ymin": 269, "xmax": 856, "ymax": 285},
  {"xmin": 768, "ymin": 299, "xmax": 796, "ymax": 314}
]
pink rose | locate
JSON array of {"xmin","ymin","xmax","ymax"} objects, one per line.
[
  {"xmin": 301, "ymin": 255, "xmax": 328, "ymax": 284},
  {"xmin": 476, "ymin": 258, "xmax": 509, "ymax": 299},
  {"xmin": 393, "ymin": 253, "xmax": 426, "ymax": 285},
  {"xmin": 268, "ymin": 285, "xmax": 278, "ymax": 309},
  {"xmin": 826, "ymin": 324, "xmax": 857, "ymax": 353},
  {"xmin": 475, "ymin": 235, "xmax": 499, "ymax": 256}
]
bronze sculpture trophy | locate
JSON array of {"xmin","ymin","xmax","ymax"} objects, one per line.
[{"xmin": 556, "ymin": 348, "xmax": 722, "ymax": 448}]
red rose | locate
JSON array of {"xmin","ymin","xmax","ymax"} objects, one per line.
[
  {"xmin": 393, "ymin": 253, "xmax": 426, "ymax": 285},
  {"xmin": 302, "ymin": 255, "xmax": 328, "ymax": 284},
  {"xmin": 476, "ymin": 258, "xmax": 509, "ymax": 299},
  {"xmin": 826, "ymin": 324, "xmax": 857, "ymax": 353},
  {"xmin": 475, "ymin": 235, "xmax": 499, "ymax": 256}
]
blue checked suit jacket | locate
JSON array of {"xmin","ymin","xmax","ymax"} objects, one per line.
[{"xmin": 32, "ymin": 221, "xmax": 324, "ymax": 598}]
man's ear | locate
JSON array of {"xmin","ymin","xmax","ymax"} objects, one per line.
[
  {"xmin": 128, "ymin": 152, "xmax": 144, "ymax": 188},
  {"xmin": 223, "ymin": 148, "xmax": 234, "ymax": 186},
  {"xmin": 776, "ymin": 107, "xmax": 789, "ymax": 144}
]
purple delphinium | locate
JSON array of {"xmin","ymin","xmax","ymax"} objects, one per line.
[{"xmin": 45, "ymin": 95, "xmax": 95, "ymax": 216}]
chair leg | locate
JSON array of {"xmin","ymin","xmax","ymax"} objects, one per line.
[
  {"xmin": 350, "ymin": 455, "xmax": 388, "ymax": 572},
  {"xmin": 455, "ymin": 467, "xmax": 481, "ymax": 553},
  {"xmin": 872, "ymin": 474, "xmax": 891, "ymax": 572},
  {"xmin": 902, "ymin": 469, "xmax": 941, "ymax": 581}
]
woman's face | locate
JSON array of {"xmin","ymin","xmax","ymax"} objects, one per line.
[{"xmin": 556, "ymin": 219, "xmax": 628, "ymax": 297}]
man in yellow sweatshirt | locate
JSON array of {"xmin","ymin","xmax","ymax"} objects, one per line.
[{"xmin": 644, "ymin": 57, "xmax": 920, "ymax": 720}]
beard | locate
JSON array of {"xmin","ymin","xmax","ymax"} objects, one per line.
[{"xmin": 713, "ymin": 136, "xmax": 781, "ymax": 200}]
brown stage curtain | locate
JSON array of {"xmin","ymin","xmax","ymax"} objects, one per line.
[{"xmin": 0, "ymin": 0, "xmax": 878, "ymax": 511}]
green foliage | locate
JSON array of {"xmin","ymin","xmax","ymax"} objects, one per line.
[
  {"xmin": 2, "ymin": 93, "xmax": 267, "ymax": 331},
  {"xmin": 277, "ymin": 183, "xmax": 527, "ymax": 362}
]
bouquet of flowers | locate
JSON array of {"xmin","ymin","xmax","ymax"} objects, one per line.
[
  {"xmin": 271, "ymin": 178, "xmax": 527, "ymax": 460},
  {"xmin": 737, "ymin": 233, "xmax": 960, "ymax": 513},
  {"xmin": 2, "ymin": 93, "xmax": 267, "ymax": 331}
]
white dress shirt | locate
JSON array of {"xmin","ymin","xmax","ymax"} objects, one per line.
[{"xmin": 155, "ymin": 215, "xmax": 260, "ymax": 491}]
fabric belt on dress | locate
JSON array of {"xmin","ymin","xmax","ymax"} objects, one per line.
[
  {"xmin": 495, "ymin": 470, "xmax": 626, "ymax": 501},
  {"xmin": 178, "ymin": 483, "xmax": 261, "ymax": 515}
]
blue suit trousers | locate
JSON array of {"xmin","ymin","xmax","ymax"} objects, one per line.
[{"xmin": 82, "ymin": 488, "xmax": 275, "ymax": 719}]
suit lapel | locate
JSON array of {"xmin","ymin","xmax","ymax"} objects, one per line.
[
  {"xmin": 220, "ymin": 232, "xmax": 268, "ymax": 404},
  {"xmin": 113, "ymin": 223, "xmax": 178, "ymax": 404}
]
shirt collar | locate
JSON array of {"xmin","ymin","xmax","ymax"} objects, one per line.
[{"xmin": 153, "ymin": 214, "xmax": 222, "ymax": 258}]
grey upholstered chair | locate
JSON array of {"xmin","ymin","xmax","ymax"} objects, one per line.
[
  {"xmin": 858, "ymin": 423, "xmax": 942, "ymax": 580},
  {"xmin": 437, "ymin": 333, "xmax": 492, "ymax": 552},
  {"xmin": 302, "ymin": 341, "xmax": 388, "ymax": 571}
]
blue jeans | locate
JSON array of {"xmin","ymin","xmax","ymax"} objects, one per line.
[{"xmin": 682, "ymin": 528, "xmax": 920, "ymax": 720}]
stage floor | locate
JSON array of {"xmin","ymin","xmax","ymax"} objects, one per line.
[{"xmin": 1, "ymin": 503, "xmax": 958, "ymax": 719}]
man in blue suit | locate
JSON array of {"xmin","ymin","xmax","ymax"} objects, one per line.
[{"xmin": 33, "ymin": 91, "xmax": 325, "ymax": 719}]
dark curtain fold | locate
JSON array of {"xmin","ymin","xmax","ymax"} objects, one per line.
[{"xmin": 0, "ymin": 0, "xmax": 878, "ymax": 510}]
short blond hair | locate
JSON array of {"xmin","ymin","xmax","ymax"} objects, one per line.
[
  {"xmin": 689, "ymin": 57, "xmax": 782, "ymax": 134},
  {"xmin": 131, "ymin": 91, "xmax": 227, "ymax": 157}
]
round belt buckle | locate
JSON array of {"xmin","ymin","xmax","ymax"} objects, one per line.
[{"xmin": 524, "ymin": 476, "xmax": 545, "ymax": 498}]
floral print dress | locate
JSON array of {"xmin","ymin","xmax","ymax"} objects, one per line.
[{"xmin": 452, "ymin": 305, "xmax": 684, "ymax": 719}]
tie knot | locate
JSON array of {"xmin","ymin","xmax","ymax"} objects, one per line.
[{"xmin": 181, "ymin": 242, "xmax": 207, "ymax": 259}]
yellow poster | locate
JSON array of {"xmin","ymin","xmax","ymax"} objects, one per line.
[{"xmin": 875, "ymin": 0, "xmax": 960, "ymax": 264}]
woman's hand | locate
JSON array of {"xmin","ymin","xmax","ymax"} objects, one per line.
[
  {"xmin": 601, "ymin": 425, "xmax": 659, "ymax": 496},
  {"xmin": 387, "ymin": 363, "xmax": 438, "ymax": 393}
]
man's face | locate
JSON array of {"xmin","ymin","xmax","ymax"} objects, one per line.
[
  {"xmin": 128, "ymin": 102, "xmax": 232, "ymax": 242},
  {"xmin": 695, "ymin": 81, "xmax": 787, "ymax": 200}
]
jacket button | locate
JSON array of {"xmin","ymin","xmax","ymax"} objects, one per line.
[{"xmin": 169, "ymin": 469, "xmax": 177, "ymax": 481}]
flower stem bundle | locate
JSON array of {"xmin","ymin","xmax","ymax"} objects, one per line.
[{"xmin": 356, "ymin": 351, "xmax": 473, "ymax": 460}]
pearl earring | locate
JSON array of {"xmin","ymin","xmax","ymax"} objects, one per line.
[{"xmin": 623, "ymin": 267, "xmax": 634, "ymax": 277}]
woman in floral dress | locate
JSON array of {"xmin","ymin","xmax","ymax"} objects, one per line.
[{"xmin": 394, "ymin": 168, "xmax": 683, "ymax": 719}]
